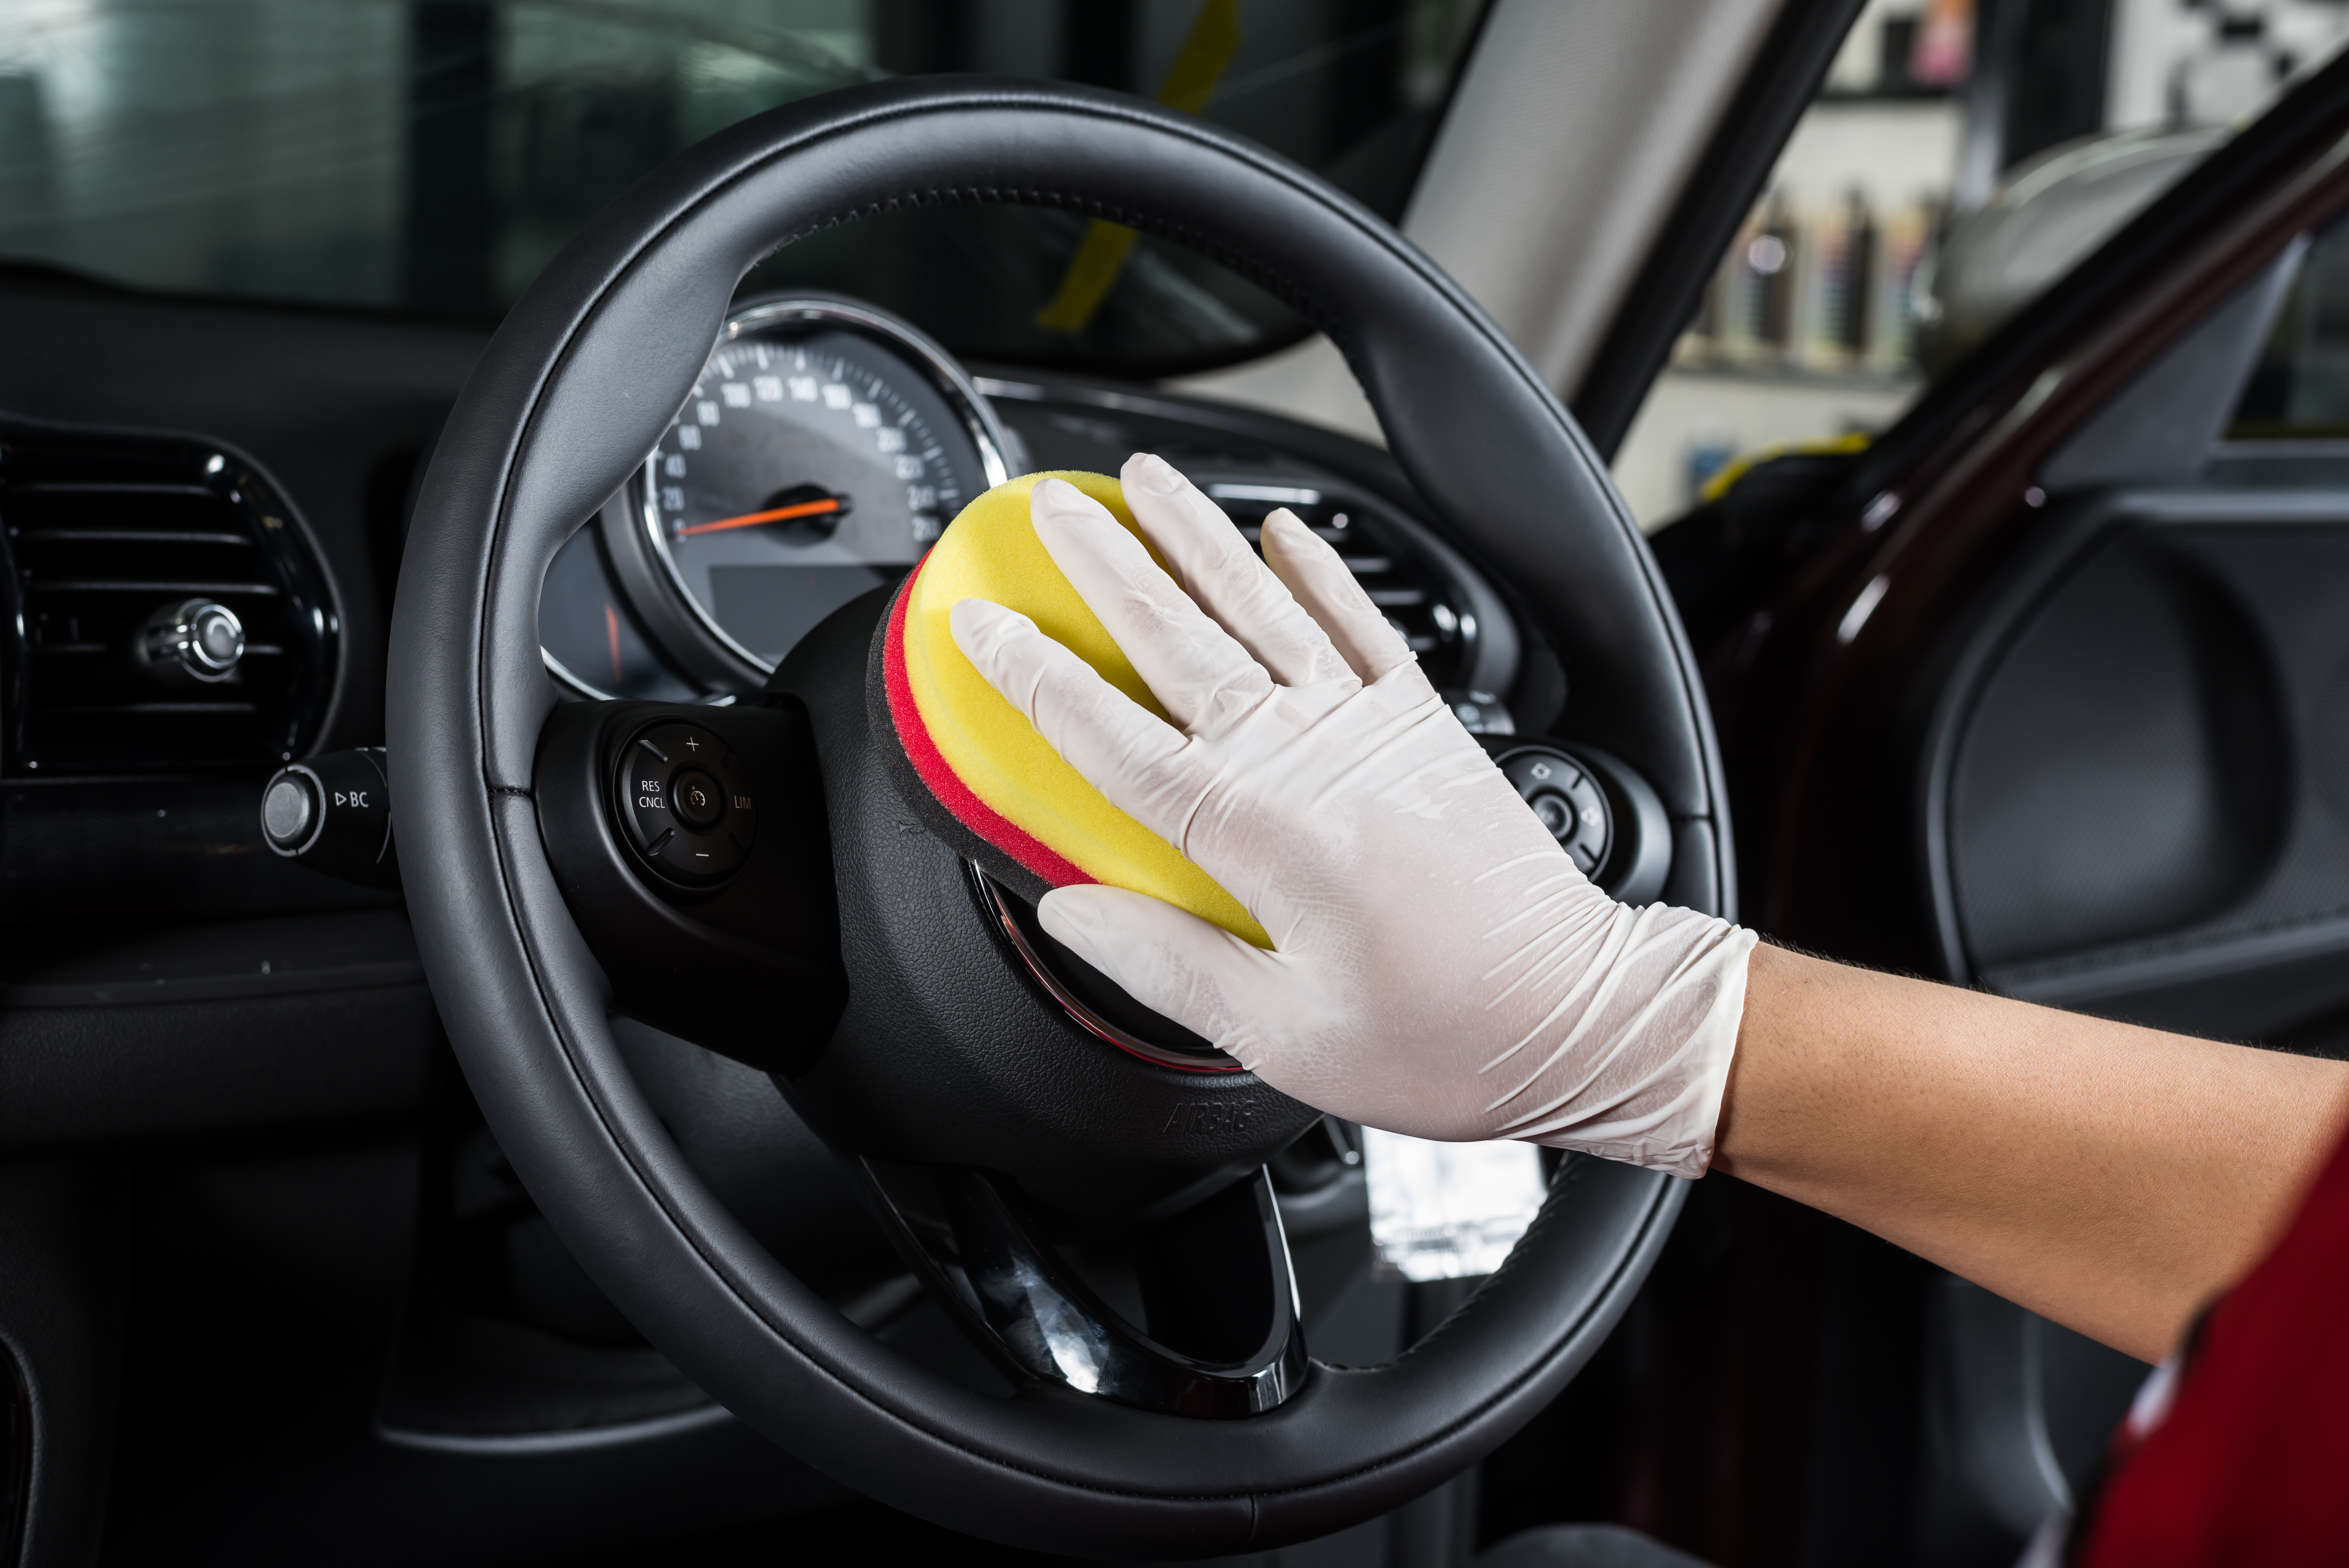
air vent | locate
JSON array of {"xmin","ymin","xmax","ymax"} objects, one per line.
[
  {"xmin": 1205, "ymin": 482, "xmax": 1480, "ymax": 690},
  {"xmin": 1, "ymin": 420, "xmax": 337, "ymax": 775}
]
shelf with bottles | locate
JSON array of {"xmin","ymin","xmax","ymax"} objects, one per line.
[
  {"xmin": 1672, "ymin": 182, "xmax": 1945, "ymax": 392},
  {"xmin": 1658, "ymin": 357, "xmax": 1922, "ymax": 396}
]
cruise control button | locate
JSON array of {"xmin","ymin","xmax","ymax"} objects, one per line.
[
  {"xmin": 671, "ymin": 767, "xmax": 724, "ymax": 829},
  {"xmin": 615, "ymin": 720, "xmax": 756, "ymax": 886},
  {"xmin": 1527, "ymin": 791, "xmax": 1574, "ymax": 839},
  {"xmin": 1501, "ymin": 747, "xmax": 1611, "ymax": 879}
]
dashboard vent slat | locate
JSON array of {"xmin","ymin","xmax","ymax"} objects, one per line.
[
  {"xmin": 32, "ymin": 580, "xmax": 283, "ymax": 595},
  {"xmin": 13, "ymin": 530, "xmax": 255, "ymax": 546},
  {"xmin": 1208, "ymin": 484, "xmax": 1475, "ymax": 691},
  {"xmin": 2, "ymin": 422, "xmax": 337, "ymax": 776}
]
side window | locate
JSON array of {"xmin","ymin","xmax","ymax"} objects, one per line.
[
  {"xmin": 2230, "ymin": 215, "xmax": 2349, "ymax": 439},
  {"xmin": 1613, "ymin": 0, "xmax": 2349, "ymax": 531}
]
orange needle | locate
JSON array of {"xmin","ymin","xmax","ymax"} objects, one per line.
[{"xmin": 676, "ymin": 496, "xmax": 841, "ymax": 537}]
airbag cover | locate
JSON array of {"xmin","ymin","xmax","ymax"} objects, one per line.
[{"xmin": 876, "ymin": 469, "xmax": 1265, "ymax": 944}]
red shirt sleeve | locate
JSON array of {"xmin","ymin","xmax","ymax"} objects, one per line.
[{"xmin": 2073, "ymin": 1114, "xmax": 2349, "ymax": 1566}]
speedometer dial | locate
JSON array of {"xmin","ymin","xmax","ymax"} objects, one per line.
[{"xmin": 639, "ymin": 294, "xmax": 1009, "ymax": 675}]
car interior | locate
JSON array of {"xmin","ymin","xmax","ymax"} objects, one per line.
[{"xmin": 3, "ymin": 2, "xmax": 2347, "ymax": 1564}]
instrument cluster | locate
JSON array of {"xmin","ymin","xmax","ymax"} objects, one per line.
[
  {"xmin": 538, "ymin": 294, "xmax": 1007, "ymax": 700},
  {"xmin": 536, "ymin": 293, "xmax": 1527, "ymax": 743}
]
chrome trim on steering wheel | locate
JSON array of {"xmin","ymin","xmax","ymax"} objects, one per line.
[
  {"xmin": 969, "ymin": 864, "xmax": 1244, "ymax": 1073},
  {"xmin": 864, "ymin": 1162, "xmax": 1307, "ymax": 1418}
]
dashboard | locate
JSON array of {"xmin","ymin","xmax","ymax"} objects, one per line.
[
  {"xmin": 531, "ymin": 290, "xmax": 1530, "ymax": 719},
  {"xmin": 0, "ymin": 269, "xmax": 1595, "ymax": 1560},
  {"xmin": 0, "ymin": 267, "xmax": 1554, "ymax": 1046}
]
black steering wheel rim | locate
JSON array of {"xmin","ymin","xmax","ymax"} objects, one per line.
[{"xmin": 387, "ymin": 77, "xmax": 1728, "ymax": 1559}]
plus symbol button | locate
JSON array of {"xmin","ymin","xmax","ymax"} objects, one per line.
[{"xmin": 684, "ymin": 737, "xmax": 699, "ymax": 752}]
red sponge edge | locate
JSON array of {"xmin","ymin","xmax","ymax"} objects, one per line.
[{"xmin": 868, "ymin": 556, "xmax": 1096, "ymax": 905}]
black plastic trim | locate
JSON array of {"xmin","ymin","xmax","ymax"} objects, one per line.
[{"xmin": 1920, "ymin": 488, "xmax": 2343, "ymax": 996}]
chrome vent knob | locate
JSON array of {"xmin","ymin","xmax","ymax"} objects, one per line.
[{"xmin": 143, "ymin": 598, "xmax": 245, "ymax": 681}]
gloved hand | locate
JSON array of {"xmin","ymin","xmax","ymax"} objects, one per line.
[{"xmin": 948, "ymin": 454, "xmax": 1756, "ymax": 1178}]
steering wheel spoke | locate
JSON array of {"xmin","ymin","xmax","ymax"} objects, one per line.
[
  {"xmin": 863, "ymin": 1161, "xmax": 1306, "ymax": 1417},
  {"xmin": 534, "ymin": 696, "xmax": 847, "ymax": 1072}
]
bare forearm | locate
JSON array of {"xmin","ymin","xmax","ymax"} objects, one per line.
[{"xmin": 1714, "ymin": 943, "xmax": 2349, "ymax": 1362}]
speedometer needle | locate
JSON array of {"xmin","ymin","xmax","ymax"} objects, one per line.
[{"xmin": 677, "ymin": 496, "xmax": 843, "ymax": 537}]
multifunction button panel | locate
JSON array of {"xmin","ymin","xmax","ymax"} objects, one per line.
[
  {"xmin": 1499, "ymin": 747, "xmax": 1612, "ymax": 877},
  {"xmin": 616, "ymin": 721, "xmax": 756, "ymax": 885}
]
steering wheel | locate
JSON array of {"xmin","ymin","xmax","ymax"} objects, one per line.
[{"xmin": 388, "ymin": 78, "xmax": 1731, "ymax": 1558}]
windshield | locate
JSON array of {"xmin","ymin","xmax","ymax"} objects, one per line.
[{"xmin": 0, "ymin": 0, "xmax": 1489, "ymax": 376}]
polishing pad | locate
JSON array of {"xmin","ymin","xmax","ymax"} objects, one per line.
[{"xmin": 872, "ymin": 470, "xmax": 1271, "ymax": 948}]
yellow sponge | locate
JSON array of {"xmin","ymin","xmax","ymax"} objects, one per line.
[{"xmin": 873, "ymin": 471, "xmax": 1269, "ymax": 947}]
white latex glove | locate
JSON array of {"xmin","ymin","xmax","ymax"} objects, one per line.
[{"xmin": 948, "ymin": 455, "xmax": 1757, "ymax": 1178}]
